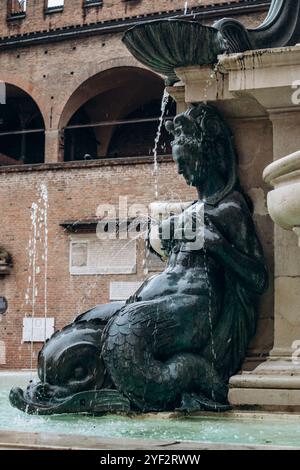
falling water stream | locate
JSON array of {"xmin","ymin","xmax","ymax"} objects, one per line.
[
  {"xmin": 24, "ymin": 184, "xmax": 49, "ymax": 379},
  {"xmin": 143, "ymin": 88, "xmax": 170, "ymax": 276},
  {"xmin": 153, "ymin": 89, "xmax": 169, "ymax": 199},
  {"xmin": 29, "ymin": 203, "xmax": 38, "ymax": 375},
  {"xmin": 203, "ymin": 244, "xmax": 217, "ymax": 406},
  {"xmin": 39, "ymin": 184, "xmax": 49, "ymax": 382}
]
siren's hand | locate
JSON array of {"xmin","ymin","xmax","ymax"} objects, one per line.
[{"xmin": 159, "ymin": 217, "xmax": 176, "ymax": 255}]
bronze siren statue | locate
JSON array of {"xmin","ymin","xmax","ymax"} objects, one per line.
[{"xmin": 10, "ymin": 104, "xmax": 268, "ymax": 415}]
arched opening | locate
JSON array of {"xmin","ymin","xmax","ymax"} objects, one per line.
[
  {"xmin": 62, "ymin": 67, "xmax": 175, "ymax": 162},
  {"xmin": 0, "ymin": 83, "xmax": 45, "ymax": 166}
]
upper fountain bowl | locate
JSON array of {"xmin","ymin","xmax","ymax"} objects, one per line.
[{"xmin": 122, "ymin": 20, "xmax": 227, "ymax": 85}]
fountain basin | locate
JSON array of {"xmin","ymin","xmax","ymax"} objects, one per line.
[
  {"xmin": 122, "ymin": 20, "xmax": 227, "ymax": 85},
  {"xmin": 2, "ymin": 372, "xmax": 300, "ymax": 449},
  {"xmin": 263, "ymin": 151, "xmax": 300, "ymax": 240}
]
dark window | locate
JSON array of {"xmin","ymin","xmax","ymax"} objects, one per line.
[
  {"xmin": 0, "ymin": 297, "xmax": 8, "ymax": 315},
  {"xmin": 0, "ymin": 84, "xmax": 45, "ymax": 166}
]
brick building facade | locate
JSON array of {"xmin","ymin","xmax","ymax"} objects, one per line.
[{"xmin": 0, "ymin": 0, "xmax": 273, "ymax": 369}]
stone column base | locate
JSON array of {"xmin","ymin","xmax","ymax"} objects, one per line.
[{"xmin": 229, "ymin": 359, "xmax": 300, "ymax": 411}]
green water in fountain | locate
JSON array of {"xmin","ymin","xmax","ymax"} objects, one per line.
[{"xmin": 1, "ymin": 373, "xmax": 300, "ymax": 447}]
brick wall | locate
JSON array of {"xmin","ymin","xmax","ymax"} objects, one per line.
[{"xmin": 0, "ymin": 0, "xmax": 268, "ymax": 38}]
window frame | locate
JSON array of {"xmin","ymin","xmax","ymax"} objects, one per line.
[
  {"xmin": 7, "ymin": 0, "xmax": 27, "ymax": 21},
  {"xmin": 44, "ymin": 0, "xmax": 65, "ymax": 14},
  {"xmin": 83, "ymin": 0, "xmax": 103, "ymax": 8}
]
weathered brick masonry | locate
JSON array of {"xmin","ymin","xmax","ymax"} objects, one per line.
[{"xmin": 1, "ymin": 1, "xmax": 267, "ymax": 37}]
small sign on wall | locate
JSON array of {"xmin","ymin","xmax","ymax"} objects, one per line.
[
  {"xmin": 22, "ymin": 317, "xmax": 55, "ymax": 343},
  {"xmin": 0, "ymin": 340, "xmax": 6, "ymax": 365}
]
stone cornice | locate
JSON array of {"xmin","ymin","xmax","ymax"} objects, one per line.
[
  {"xmin": 0, "ymin": 0, "xmax": 270, "ymax": 50},
  {"xmin": 219, "ymin": 46, "xmax": 300, "ymax": 72},
  {"xmin": 0, "ymin": 155, "xmax": 173, "ymax": 174}
]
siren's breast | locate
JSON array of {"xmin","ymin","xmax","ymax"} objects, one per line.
[{"xmin": 134, "ymin": 256, "xmax": 224, "ymax": 302}]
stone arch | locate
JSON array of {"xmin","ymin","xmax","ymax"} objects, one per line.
[
  {"xmin": 58, "ymin": 56, "xmax": 159, "ymax": 130},
  {"xmin": 0, "ymin": 79, "xmax": 46, "ymax": 165},
  {"xmin": 57, "ymin": 57, "xmax": 171, "ymax": 161},
  {"xmin": 0, "ymin": 73, "xmax": 48, "ymax": 127}
]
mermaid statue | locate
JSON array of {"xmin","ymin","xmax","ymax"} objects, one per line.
[{"xmin": 10, "ymin": 104, "xmax": 268, "ymax": 415}]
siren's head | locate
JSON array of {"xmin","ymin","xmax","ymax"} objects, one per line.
[{"xmin": 165, "ymin": 104, "xmax": 237, "ymax": 195}]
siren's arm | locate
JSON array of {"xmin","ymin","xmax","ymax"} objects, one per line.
[
  {"xmin": 204, "ymin": 196, "xmax": 268, "ymax": 295},
  {"xmin": 148, "ymin": 223, "xmax": 168, "ymax": 260}
]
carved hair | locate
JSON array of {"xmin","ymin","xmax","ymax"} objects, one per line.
[{"xmin": 167, "ymin": 103, "xmax": 238, "ymax": 205}]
